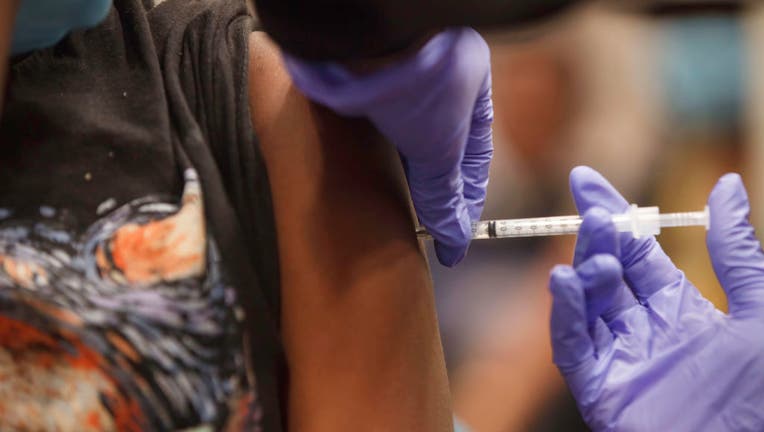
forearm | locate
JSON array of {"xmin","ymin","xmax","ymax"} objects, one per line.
[
  {"xmin": 253, "ymin": 0, "xmax": 580, "ymax": 61},
  {"xmin": 249, "ymin": 33, "xmax": 452, "ymax": 431},
  {"xmin": 0, "ymin": 0, "xmax": 19, "ymax": 110}
]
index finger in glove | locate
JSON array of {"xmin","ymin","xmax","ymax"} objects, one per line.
[
  {"xmin": 707, "ymin": 174, "xmax": 764, "ymax": 317},
  {"xmin": 573, "ymin": 207, "xmax": 621, "ymax": 267},
  {"xmin": 577, "ymin": 254, "xmax": 637, "ymax": 326},
  {"xmin": 407, "ymin": 162, "xmax": 472, "ymax": 267},
  {"xmin": 569, "ymin": 166, "xmax": 682, "ymax": 302},
  {"xmin": 574, "ymin": 209, "xmax": 638, "ymax": 325},
  {"xmin": 461, "ymin": 74, "xmax": 494, "ymax": 222}
]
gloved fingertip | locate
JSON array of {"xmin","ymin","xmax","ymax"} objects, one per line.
[
  {"xmin": 570, "ymin": 165, "xmax": 598, "ymax": 183},
  {"xmin": 549, "ymin": 265, "xmax": 584, "ymax": 318},
  {"xmin": 709, "ymin": 173, "xmax": 748, "ymax": 213},
  {"xmin": 569, "ymin": 166, "xmax": 600, "ymax": 198},
  {"xmin": 550, "ymin": 265, "xmax": 577, "ymax": 293},
  {"xmin": 713, "ymin": 173, "xmax": 745, "ymax": 193},
  {"xmin": 576, "ymin": 254, "xmax": 623, "ymax": 284},
  {"xmin": 569, "ymin": 166, "xmax": 628, "ymax": 214},
  {"xmin": 426, "ymin": 199, "xmax": 473, "ymax": 267},
  {"xmin": 719, "ymin": 172, "xmax": 744, "ymax": 184},
  {"xmin": 570, "ymin": 166, "xmax": 602, "ymax": 213},
  {"xmin": 579, "ymin": 207, "xmax": 616, "ymax": 242},
  {"xmin": 434, "ymin": 242, "xmax": 468, "ymax": 267},
  {"xmin": 707, "ymin": 173, "xmax": 752, "ymax": 241}
]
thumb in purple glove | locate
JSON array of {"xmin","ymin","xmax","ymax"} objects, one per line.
[
  {"xmin": 707, "ymin": 173, "xmax": 764, "ymax": 316},
  {"xmin": 549, "ymin": 166, "xmax": 764, "ymax": 431},
  {"xmin": 283, "ymin": 29, "xmax": 494, "ymax": 266}
]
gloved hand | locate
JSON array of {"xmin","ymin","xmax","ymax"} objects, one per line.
[
  {"xmin": 549, "ymin": 166, "xmax": 764, "ymax": 431},
  {"xmin": 283, "ymin": 28, "xmax": 494, "ymax": 266},
  {"xmin": 12, "ymin": 0, "xmax": 111, "ymax": 54}
]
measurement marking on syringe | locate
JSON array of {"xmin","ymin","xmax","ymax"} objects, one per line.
[{"xmin": 417, "ymin": 205, "xmax": 710, "ymax": 240}]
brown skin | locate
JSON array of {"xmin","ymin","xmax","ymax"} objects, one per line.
[
  {"xmin": 248, "ymin": 32, "xmax": 453, "ymax": 431},
  {"xmin": 0, "ymin": 12, "xmax": 451, "ymax": 427},
  {"xmin": 0, "ymin": 0, "xmax": 19, "ymax": 111}
]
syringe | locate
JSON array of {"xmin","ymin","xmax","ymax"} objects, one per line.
[{"xmin": 416, "ymin": 205, "xmax": 710, "ymax": 240}]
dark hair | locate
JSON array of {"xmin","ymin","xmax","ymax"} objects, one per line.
[{"xmin": 253, "ymin": 0, "xmax": 582, "ymax": 61}]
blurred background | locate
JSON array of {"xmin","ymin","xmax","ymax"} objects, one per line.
[{"xmin": 425, "ymin": 1, "xmax": 764, "ymax": 430}]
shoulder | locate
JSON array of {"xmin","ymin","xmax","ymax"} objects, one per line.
[
  {"xmin": 146, "ymin": 0, "xmax": 257, "ymax": 50},
  {"xmin": 247, "ymin": 32, "xmax": 296, "ymax": 137}
]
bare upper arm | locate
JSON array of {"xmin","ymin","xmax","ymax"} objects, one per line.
[
  {"xmin": 247, "ymin": 32, "xmax": 452, "ymax": 432},
  {"xmin": 0, "ymin": 1, "xmax": 19, "ymax": 111}
]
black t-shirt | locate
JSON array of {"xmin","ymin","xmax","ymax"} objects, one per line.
[{"xmin": 0, "ymin": 0, "xmax": 283, "ymax": 430}]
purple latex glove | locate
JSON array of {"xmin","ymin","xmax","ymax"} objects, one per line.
[
  {"xmin": 549, "ymin": 166, "xmax": 764, "ymax": 431},
  {"xmin": 283, "ymin": 28, "xmax": 494, "ymax": 266}
]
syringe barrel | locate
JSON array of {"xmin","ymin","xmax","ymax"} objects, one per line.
[
  {"xmin": 415, "ymin": 205, "xmax": 710, "ymax": 240},
  {"xmin": 472, "ymin": 216, "xmax": 582, "ymax": 239}
]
